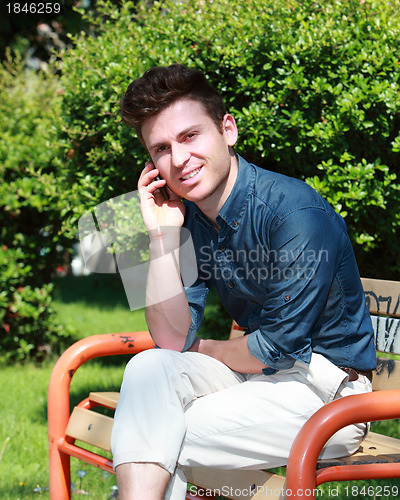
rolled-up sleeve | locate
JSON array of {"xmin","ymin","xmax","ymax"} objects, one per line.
[
  {"xmin": 246, "ymin": 208, "xmax": 345, "ymax": 373},
  {"xmin": 181, "ymin": 279, "xmax": 209, "ymax": 351}
]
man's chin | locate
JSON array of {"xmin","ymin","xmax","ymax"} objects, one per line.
[{"xmin": 183, "ymin": 190, "xmax": 208, "ymax": 203}]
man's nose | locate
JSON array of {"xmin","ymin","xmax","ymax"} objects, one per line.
[{"xmin": 171, "ymin": 143, "xmax": 190, "ymax": 168}]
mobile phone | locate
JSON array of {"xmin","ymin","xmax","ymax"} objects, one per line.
[
  {"xmin": 154, "ymin": 173, "xmax": 170, "ymax": 201},
  {"xmin": 149, "ymin": 159, "xmax": 169, "ymax": 200}
]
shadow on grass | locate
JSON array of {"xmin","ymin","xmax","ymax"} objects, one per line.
[{"xmin": 53, "ymin": 274, "xmax": 130, "ymax": 309}]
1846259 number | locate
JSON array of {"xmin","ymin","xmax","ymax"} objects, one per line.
[
  {"xmin": 345, "ymin": 485, "xmax": 399, "ymax": 497},
  {"xmin": 6, "ymin": 3, "xmax": 61, "ymax": 14}
]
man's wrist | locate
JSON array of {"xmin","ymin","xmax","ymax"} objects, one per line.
[{"xmin": 149, "ymin": 228, "xmax": 181, "ymax": 255}]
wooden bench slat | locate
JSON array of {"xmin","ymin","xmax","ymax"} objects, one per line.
[
  {"xmin": 373, "ymin": 358, "xmax": 400, "ymax": 391},
  {"xmin": 328, "ymin": 432, "xmax": 400, "ymax": 466},
  {"xmin": 361, "ymin": 278, "xmax": 400, "ymax": 318},
  {"xmin": 184, "ymin": 467, "xmax": 285, "ymax": 500},
  {"xmin": 89, "ymin": 391, "xmax": 119, "ymax": 409},
  {"xmin": 314, "ymin": 432, "xmax": 400, "ymax": 469},
  {"xmin": 372, "ymin": 316, "xmax": 400, "ymax": 355},
  {"xmin": 66, "ymin": 407, "xmax": 113, "ymax": 452},
  {"xmin": 362, "ymin": 431, "xmax": 400, "ymax": 458}
]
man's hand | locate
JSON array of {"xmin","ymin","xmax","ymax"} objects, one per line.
[
  {"xmin": 188, "ymin": 336, "xmax": 267, "ymax": 374},
  {"xmin": 187, "ymin": 337, "xmax": 209, "ymax": 354},
  {"xmin": 138, "ymin": 162, "xmax": 191, "ymax": 352},
  {"xmin": 138, "ymin": 162, "xmax": 185, "ymax": 233}
]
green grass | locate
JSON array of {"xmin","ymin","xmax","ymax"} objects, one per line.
[
  {"xmin": 2, "ymin": 274, "xmax": 400, "ymax": 499},
  {"xmin": 0, "ymin": 362, "xmax": 123, "ymax": 499},
  {"xmin": 52, "ymin": 274, "xmax": 148, "ymax": 339},
  {"xmin": 0, "ymin": 274, "xmax": 146, "ymax": 499}
]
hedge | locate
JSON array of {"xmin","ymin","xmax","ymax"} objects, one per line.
[
  {"xmin": 4, "ymin": 0, "xmax": 399, "ymax": 357},
  {"xmin": 0, "ymin": 53, "xmax": 74, "ymax": 362},
  {"xmin": 57, "ymin": 0, "xmax": 400, "ymax": 283}
]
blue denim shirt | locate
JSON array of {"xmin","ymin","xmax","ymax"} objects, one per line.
[{"xmin": 182, "ymin": 155, "xmax": 376, "ymax": 374}]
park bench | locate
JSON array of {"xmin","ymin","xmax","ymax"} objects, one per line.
[{"xmin": 48, "ymin": 277, "xmax": 400, "ymax": 499}]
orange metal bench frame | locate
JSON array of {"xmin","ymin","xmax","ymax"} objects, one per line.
[
  {"xmin": 48, "ymin": 278, "xmax": 400, "ymax": 499},
  {"xmin": 48, "ymin": 330, "xmax": 216, "ymax": 500},
  {"xmin": 49, "ymin": 330, "xmax": 400, "ymax": 500},
  {"xmin": 286, "ymin": 390, "xmax": 400, "ymax": 498},
  {"xmin": 48, "ymin": 331, "xmax": 154, "ymax": 499}
]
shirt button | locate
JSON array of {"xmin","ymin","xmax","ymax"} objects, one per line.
[
  {"xmin": 232, "ymin": 221, "xmax": 238, "ymax": 227},
  {"xmin": 228, "ymin": 282, "xmax": 235, "ymax": 288},
  {"xmin": 284, "ymin": 294, "xmax": 290, "ymax": 302},
  {"xmin": 220, "ymin": 245, "xmax": 226, "ymax": 251}
]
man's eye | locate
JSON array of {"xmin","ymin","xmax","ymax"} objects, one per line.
[
  {"xmin": 185, "ymin": 133, "xmax": 196, "ymax": 141},
  {"xmin": 156, "ymin": 145, "xmax": 168, "ymax": 153}
]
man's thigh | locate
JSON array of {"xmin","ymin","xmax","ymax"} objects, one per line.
[
  {"xmin": 179, "ymin": 365, "xmax": 369, "ymax": 470},
  {"xmin": 112, "ymin": 350, "xmax": 246, "ymax": 472}
]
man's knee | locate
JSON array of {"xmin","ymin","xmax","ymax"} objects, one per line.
[{"xmin": 123, "ymin": 348, "xmax": 181, "ymax": 380}]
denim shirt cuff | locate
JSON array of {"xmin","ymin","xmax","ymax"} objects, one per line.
[
  {"xmin": 181, "ymin": 323, "xmax": 199, "ymax": 351},
  {"xmin": 149, "ymin": 326, "xmax": 198, "ymax": 352},
  {"xmin": 247, "ymin": 329, "xmax": 306, "ymax": 373},
  {"xmin": 181, "ymin": 285, "xmax": 209, "ymax": 352}
]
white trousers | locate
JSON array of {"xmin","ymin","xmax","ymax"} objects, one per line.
[{"xmin": 111, "ymin": 349, "xmax": 372, "ymax": 499}]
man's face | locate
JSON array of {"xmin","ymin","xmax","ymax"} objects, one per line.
[{"xmin": 141, "ymin": 98, "xmax": 238, "ymax": 210}]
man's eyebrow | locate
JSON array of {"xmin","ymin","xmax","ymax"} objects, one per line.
[
  {"xmin": 176, "ymin": 124, "xmax": 203, "ymax": 139},
  {"xmin": 148, "ymin": 140, "xmax": 167, "ymax": 151},
  {"xmin": 149, "ymin": 124, "xmax": 204, "ymax": 151}
]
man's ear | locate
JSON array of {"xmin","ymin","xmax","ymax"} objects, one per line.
[{"xmin": 222, "ymin": 114, "xmax": 238, "ymax": 147}]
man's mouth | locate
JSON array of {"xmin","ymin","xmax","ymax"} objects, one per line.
[{"xmin": 181, "ymin": 167, "xmax": 202, "ymax": 181}]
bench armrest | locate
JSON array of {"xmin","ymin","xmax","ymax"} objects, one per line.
[
  {"xmin": 48, "ymin": 331, "xmax": 153, "ymax": 422},
  {"xmin": 286, "ymin": 389, "xmax": 400, "ymax": 498},
  {"xmin": 48, "ymin": 331, "xmax": 154, "ymax": 498}
]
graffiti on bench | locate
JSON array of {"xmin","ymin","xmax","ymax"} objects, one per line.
[{"xmin": 364, "ymin": 289, "xmax": 400, "ymax": 317}]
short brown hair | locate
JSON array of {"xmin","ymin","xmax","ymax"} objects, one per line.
[{"xmin": 120, "ymin": 64, "xmax": 226, "ymax": 142}]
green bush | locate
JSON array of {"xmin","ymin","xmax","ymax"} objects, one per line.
[
  {"xmin": 0, "ymin": 54, "xmax": 74, "ymax": 362},
  {"xmin": 57, "ymin": 0, "xmax": 400, "ymax": 281}
]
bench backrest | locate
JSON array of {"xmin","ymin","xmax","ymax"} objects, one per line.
[
  {"xmin": 229, "ymin": 278, "xmax": 400, "ymax": 391},
  {"xmin": 361, "ymin": 278, "xmax": 400, "ymax": 391}
]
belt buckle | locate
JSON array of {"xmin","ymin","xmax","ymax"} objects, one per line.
[{"xmin": 341, "ymin": 367, "xmax": 359, "ymax": 382}]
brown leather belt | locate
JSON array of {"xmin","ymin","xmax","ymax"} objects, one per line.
[{"xmin": 339, "ymin": 366, "xmax": 373, "ymax": 383}]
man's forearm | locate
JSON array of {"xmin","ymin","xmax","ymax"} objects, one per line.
[
  {"xmin": 145, "ymin": 232, "xmax": 191, "ymax": 351},
  {"xmin": 190, "ymin": 335, "xmax": 266, "ymax": 374}
]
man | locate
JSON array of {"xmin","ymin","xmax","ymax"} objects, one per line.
[{"xmin": 111, "ymin": 64, "xmax": 376, "ymax": 500}]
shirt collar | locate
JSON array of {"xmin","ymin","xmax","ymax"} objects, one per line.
[{"xmin": 192, "ymin": 155, "xmax": 255, "ymax": 231}]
